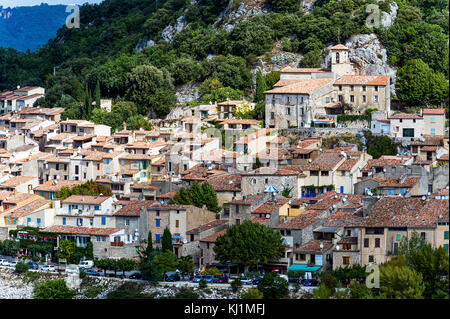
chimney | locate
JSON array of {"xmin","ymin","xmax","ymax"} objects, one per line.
[
  {"xmin": 123, "ymin": 121, "xmax": 127, "ymax": 131},
  {"xmin": 198, "ymin": 224, "xmax": 202, "ymax": 233}
]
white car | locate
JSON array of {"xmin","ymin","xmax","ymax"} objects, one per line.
[
  {"xmin": 8, "ymin": 260, "xmax": 18, "ymax": 268},
  {"xmin": 41, "ymin": 265, "xmax": 57, "ymax": 272},
  {"xmin": 0, "ymin": 259, "xmax": 9, "ymax": 266},
  {"xmin": 78, "ymin": 260, "xmax": 94, "ymax": 269}
]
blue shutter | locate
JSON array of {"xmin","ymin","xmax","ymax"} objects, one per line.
[
  {"xmin": 62, "ymin": 217, "xmax": 66, "ymax": 225},
  {"xmin": 101, "ymin": 216, "xmax": 106, "ymax": 225},
  {"xmin": 37, "ymin": 218, "xmax": 41, "ymax": 227},
  {"xmin": 340, "ymin": 186, "xmax": 344, "ymax": 194},
  {"xmin": 156, "ymin": 219, "xmax": 160, "ymax": 227},
  {"xmin": 389, "ymin": 189, "xmax": 395, "ymax": 195},
  {"xmin": 155, "ymin": 234, "xmax": 160, "ymax": 243}
]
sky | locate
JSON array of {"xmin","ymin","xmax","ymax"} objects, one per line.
[{"xmin": 0, "ymin": 1, "xmax": 103, "ymax": 7}]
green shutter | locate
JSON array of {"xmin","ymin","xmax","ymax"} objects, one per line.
[
  {"xmin": 396, "ymin": 234, "xmax": 401, "ymax": 241},
  {"xmin": 444, "ymin": 244, "xmax": 449, "ymax": 253},
  {"xmin": 444, "ymin": 231, "xmax": 449, "ymax": 240}
]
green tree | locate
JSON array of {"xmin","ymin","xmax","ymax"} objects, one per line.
[
  {"xmin": 178, "ymin": 255, "xmax": 194, "ymax": 275},
  {"xmin": 161, "ymin": 227, "xmax": 174, "ymax": 252},
  {"xmin": 58, "ymin": 240, "xmax": 76, "ymax": 263},
  {"xmin": 379, "ymin": 262, "xmax": 425, "ymax": 299},
  {"xmin": 15, "ymin": 261, "xmax": 29, "ymax": 274},
  {"xmin": 255, "ymin": 70, "xmax": 267, "ymax": 103},
  {"xmin": 153, "ymin": 250, "xmax": 178, "ymax": 274},
  {"xmin": 201, "ymin": 182, "xmax": 220, "ymax": 213},
  {"xmin": 117, "ymin": 258, "xmax": 137, "ymax": 277},
  {"xmin": 125, "ymin": 64, "xmax": 176, "ymax": 117},
  {"xmin": 33, "ymin": 279, "xmax": 75, "ymax": 299},
  {"xmin": 214, "ymin": 220, "xmax": 285, "ymax": 272},
  {"xmin": 257, "ymin": 272, "xmax": 289, "ymax": 299},
  {"xmin": 313, "ymin": 283, "xmax": 332, "ymax": 299},
  {"xmin": 70, "ymin": 78, "xmax": 84, "ymax": 102},
  {"xmin": 94, "ymin": 80, "xmax": 101, "ymax": 109}
]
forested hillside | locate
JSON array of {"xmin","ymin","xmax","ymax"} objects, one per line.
[
  {"xmin": 0, "ymin": 4, "xmax": 67, "ymax": 51},
  {"xmin": 0, "ymin": 0, "xmax": 447, "ymax": 131}
]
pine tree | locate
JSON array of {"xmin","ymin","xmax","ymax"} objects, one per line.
[
  {"xmin": 161, "ymin": 227, "xmax": 173, "ymax": 252},
  {"xmin": 145, "ymin": 231, "xmax": 153, "ymax": 258},
  {"xmin": 201, "ymin": 182, "xmax": 220, "ymax": 213},
  {"xmin": 190, "ymin": 181, "xmax": 204, "ymax": 208},
  {"xmin": 94, "ymin": 80, "xmax": 101, "ymax": 109},
  {"xmin": 255, "ymin": 70, "xmax": 267, "ymax": 102}
]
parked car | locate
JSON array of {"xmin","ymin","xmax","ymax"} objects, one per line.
[
  {"xmin": 240, "ymin": 277, "xmax": 253, "ymax": 285},
  {"xmin": 279, "ymin": 274, "xmax": 289, "ymax": 282},
  {"xmin": 27, "ymin": 262, "xmax": 39, "ymax": 270},
  {"xmin": 252, "ymin": 277, "xmax": 263, "ymax": 285},
  {"xmin": 128, "ymin": 272, "xmax": 143, "ymax": 280},
  {"xmin": 204, "ymin": 275, "xmax": 214, "ymax": 283},
  {"xmin": 0, "ymin": 259, "xmax": 9, "ymax": 266},
  {"xmin": 65, "ymin": 266, "xmax": 79, "ymax": 274},
  {"xmin": 78, "ymin": 260, "xmax": 94, "ymax": 269},
  {"xmin": 212, "ymin": 276, "xmax": 228, "ymax": 284},
  {"xmin": 8, "ymin": 260, "xmax": 18, "ymax": 268},
  {"xmin": 165, "ymin": 273, "xmax": 181, "ymax": 282},
  {"xmin": 83, "ymin": 269, "xmax": 101, "ymax": 276},
  {"xmin": 41, "ymin": 265, "xmax": 56, "ymax": 272},
  {"xmin": 192, "ymin": 275, "xmax": 204, "ymax": 283},
  {"xmin": 301, "ymin": 278, "xmax": 319, "ymax": 286}
]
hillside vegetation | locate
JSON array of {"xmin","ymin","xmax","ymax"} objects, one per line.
[{"xmin": 0, "ymin": 0, "xmax": 447, "ymax": 128}]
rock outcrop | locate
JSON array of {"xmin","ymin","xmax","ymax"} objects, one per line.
[{"xmin": 215, "ymin": 0, "xmax": 269, "ymax": 32}]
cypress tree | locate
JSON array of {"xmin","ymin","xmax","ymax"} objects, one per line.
[
  {"xmin": 94, "ymin": 80, "xmax": 101, "ymax": 109},
  {"xmin": 190, "ymin": 181, "xmax": 204, "ymax": 208},
  {"xmin": 201, "ymin": 182, "xmax": 220, "ymax": 213},
  {"xmin": 161, "ymin": 227, "xmax": 173, "ymax": 252},
  {"xmin": 255, "ymin": 70, "xmax": 267, "ymax": 103}
]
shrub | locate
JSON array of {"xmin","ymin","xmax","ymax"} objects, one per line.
[
  {"xmin": 24, "ymin": 270, "xmax": 41, "ymax": 283},
  {"xmin": 320, "ymin": 273, "xmax": 338, "ymax": 291},
  {"xmin": 257, "ymin": 272, "xmax": 289, "ymax": 299},
  {"xmin": 107, "ymin": 282, "xmax": 151, "ymax": 299},
  {"xmin": 198, "ymin": 279, "xmax": 208, "ymax": 289},
  {"xmin": 313, "ymin": 283, "xmax": 332, "ymax": 299},
  {"xmin": 174, "ymin": 286, "xmax": 199, "ymax": 299},
  {"xmin": 231, "ymin": 278, "xmax": 243, "ymax": 292},
  {"xmin": 33, "ymin": 279, "xmax": 75, "ymax": 299},
  {"xmin": 242, "ymin": 288, "xmax": 264, "ymax": 299},
  {"xmin": 15, "ymin": 261, "xmax": 29, "ymax": 273}
]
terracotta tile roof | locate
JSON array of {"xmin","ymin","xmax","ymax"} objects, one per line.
[
  {"xmin": 273, "ymin": 80, "xmax": 301, "ymax": 87},
  {"xmin": 207, "ymin": 174, "xmax": 241, "ymax": 192},
  {"xmin": 334, "ymin": 75, "xmax": 390, "ymax": 86},
  {"xmin": 181, "ymin": 117, "xmax": 201, "ymax": 124},
  {"xmin": 422, "ymin": 108, "xmax": 445, "ymax": 115},
  {"xmin": 181, "ymin": 172, "xmax": 207, "ymax": 181},
  {"xmin": 273, "ymin": 210, "xmax": 323, "ymax": 230},
  {"xmin": 130, "ymin": 183, "xmax": 161, "ymax": 190},
  {"xmin": 72, "ymin": 134, "xmax": 96, "ymax": 141},
  {"xmin": 83, "ymin": 151, "xmax": 107, "ymax": 161},
  {"xmin": 34, "ymin": 180, "xmax": 83, "ymax": 192},
  {"xmin": 294, "ymin": 240, "xmax": 333, "ymax": 253},
  {"xmin": 410, "ymin": 135, "xmax": 444, "ymax": 146},
  {"xmin": 156, "ymin": 191, "xmax": 177, "ymax": 199},
  {"xmin": 217, "ymin": 100, "xmax": 247, "ymax": 106},
  {"xmin": 0, "ymin": 190, "xmax": 14, "ymax": 201},
  {"xmin": 288, "ymin": 139, "xmax": 321, "ymax": 151},
  {"xmin": 362, "ymin": 156, "xmax": 413, "ymax": 171},
  {"xmin": 120, "ymin": 154, "xmax": 157, "ymax": 161},
  {"xmin": 338, "ymin": 157, "xmax": 360, "ymax": 171},
  {"xmin": 147, "ymin": 203, "xmax": 191, "ymax": 211},
  {"xmin": 62, "ymin": 195, "xmax": 110, "ymax": 205},
  {"xmin": 0, "ymin": 176, "xmax": 36, "ymax": 187},
  {"xmin": 199, "ymin": 228, "xmax": 227, "ymax": 243},
  {"xmin": 228, "ymin": 193, "xmax": 266, "ymax": 206},
  {"xmin": 187, "ymin": 219, "xmax": 228, "ymax": 233},
  {"xmin": 420, "ymin": 146, "xmax": 437, "ymax": 152},
  {"xmin": 43, "ymin": 225, "xmax": 121, "ymax": 236},
  {"xmin": 4, "ymin": 198, "xmax": 49, "ymax": 219},
  {"xmin": 264, "ymin": 78, "xmax": 334, "ymax": 94},
  {"xmin": 252, "ymin": 198, "xmax": 290, "ymax": 215},
  {"xmin": 330, "ymin": 44, "xmax": 349, "ymax": 50},
  {"xmin": 304, "ymin": 152, "xmax": 344, "ymax": 170},
  {"xmin": 102, "ymin": 151, "xmax": 127, "ymax": 159},
  {"xmin": 379, "ymin": 177, "xmax": 420, "ymax": 188},
  {"xmin": 113, "ymin": 200, "xmax": 155, "ymax": 217},
  {"xmin": 389, "ymin": 113, "xmax": 422, "ymax": 119},
  {"xmin": 323, "ymin": 211, "xmax": 363, "ymax": 227}
]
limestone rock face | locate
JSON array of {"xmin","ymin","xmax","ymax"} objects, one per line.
[
  {"xmin": 135, "ymin": 36, "xmax": 155, "ymax": 52},
  {"xmin": 381, "ymin": 2, "xmax": 398, "ymax": 28},
  {"xmin": 216, "ymin": 0, "xmax": 269, "ymax": 32},
  {"xmin": 174, "ymin": 81, "xmax": 201, "ymax": 104},
  {"xmin": 160, "ymin": 15, "xmax": 188, "ymax": 43}
]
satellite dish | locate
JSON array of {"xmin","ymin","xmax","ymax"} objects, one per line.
[
  {"xmin": 182, "ymin": 238, "xmax": 187, "ymax": 244},
  {"xmin": 319, "ymin": 242, "xmax": 324, "ymax": 249},
  {"xmin": 422, "ymin": 195, "xmax": 426, "ymax": 200},
  {"xmin": 336, "ymin": 245, "xmax": 340, "ymax": 251},
  {"xmin": 265, "ymin": 214, "xmax": 271, "ymax": 219}
]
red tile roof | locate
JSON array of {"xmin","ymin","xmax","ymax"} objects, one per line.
[
  {"xmin": 294, "ymin": 240, "xmax": 333, "ymax": 253},
  {"xmin": 334, "ymin": 75, "xmax": 390, "ymax": 86},
  {"xmin": 207, "ymin": 174, "xmax": 241, "ymax": 192},
  {"xmin": 43, "ymin": 225, "xmax": 122, "ymax": 236},
  {"xmin": 273, "ymin": 210, "xmax": 323, "ymax": 230},
  {"xmin": 422, "ymin": 108, "xmax": 445, "ymax": 115},
  {"xmin": 113, "ymin": 200, "xmax": 155, "ymax": 217},
  {"xmin": 186, "ymin": 219, "xmax": 228, "ymax": 233}
]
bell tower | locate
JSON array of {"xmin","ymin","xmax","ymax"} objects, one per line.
[{"xmin": 330, "ymin": 44, "xmax": 354, "ymax": 77}]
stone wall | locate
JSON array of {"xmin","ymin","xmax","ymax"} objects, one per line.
[{"xmin": 281, "ymin": 127, "xmax": 363, "ymax": 139}]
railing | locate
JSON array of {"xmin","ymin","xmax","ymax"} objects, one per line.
[{"xmin": 111, "ymin": 241, "xmax": 124, "ymax": 247}]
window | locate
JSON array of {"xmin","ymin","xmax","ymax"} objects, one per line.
[
  {"xmin": 264, "ymin": 178, "xmax": 269, "ymax": 184},
  {"xmin": 125, "ymin": 219, "xmax": 130, "ymax": 226},
  {"xmin": 362, "ymin": 85, "xmax": 366, "ymax": 91},
  {"xmin": 62, "ymin": 217, "xmax": 66, "ymax": 225},
  {"xmin": 444, "ymin": 231, "xmax": 449, "ymax": 240},
  {"xmin": 90, "ymin": 219, "xmax": 93, "ymax": 226},
  {"xmin": 94, "ymin": 205, "xmax": 100, "ymax": 211},
  {"xmin": 341, "ymin": 171, "xmax": 346, "ymax": 176},
  {"xmin": 96, "ymin": 236, "xmax": 101, "ymax": 242},
  {"xmin": 321, "ymin": 171, "xmax": 329, "ymax": 176},
  {"xmin": 431, "ymin": 128, "xmax": 436, "ymax": 135},
  {"xmin": 270, "ymin": 112, "xmax": 275, "ymax": 120},
  {"xmin": 286, "ymin": 107, "xmax": 290, "ymax": 115},
  {"xmin": 156, "ymin": 210, "xmax": 160, "ymax": 217},
  {"xmin": 299, "ymin": 254, "xmax": 306, "ymax": 261},
  {"xmin": 339, "ymin": 85, "xmax": 342, "ymax": 91},
  {"xmin": 236, "ymin": 219, "xmax": 240, "ymax": 225},
  {"xmin": 156, "ymin": 219, "xmax": 160, "ymax": 227},
  {"xmin": 343, "ymin": 256, "xmax": 350, "ymax": 265},
  {"xmin": 374, "ymin": 95, "xmax": 378, "ymax": 103},
  {"xmin": 176, "ymin": 220, "xmax": 179, "ymax": 228},
  {"xmin": 102, "ymin": 236, "xmax": 106, "ymax": 242},
  {"xmin": 368, "ymin": 255, "xmax": 374, "ymax": 263},
  {"xmin": 350, "ymin": 95, "xmax": 354, "ymax": 102},
  {"xmin": 375, "ymin": 86, "xmax": 378, "ymax": 91},
  {"xmin": 252, "ymin": 179, "xmax": 256, "ymax": 185},
  {"xmin": 375, "ymin": 238, "xmax": 380, "ymax": 248},
  {"xmin": 326, "ymin": 97, "xmax": 330, "ymax": 103},
  {"xmin": 350, "ymin": 85, "xmax": 354, "ymax": 91},
  {"xmin": 430, "ymin": 117, "xmax": 436, "ymax": 123},
  {"xmin": 101, "ymin": 216, "xmax": 106, "ymax": 225},
  {"xmin": 444, "ymin": 244, "xmax": 449, "ymax": 253},
  {"xmin": 403, "ymin": 128, "xmax": 414, "ymax": 138},
  {"xmin": 155, "ymin": 234, "xmax": 161, "ymax": 243},
  {"xmin": 364, "ymin": 238, "xmax": 369, "ymax": 248},
  {"xmin": 363, "ymin": 95, "xmax": 366, "ymax": 103},
  {"xmin": 310, "ymin": 170, "xmax": 319, "ymax": 176},
  {"xmin": 392, "ymin": 167, "xmax": 396, "ymax": 174}
]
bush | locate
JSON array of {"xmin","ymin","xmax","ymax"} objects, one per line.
[
  {"xmin": 320, "ymin": 273, "xmax": 338, "ymax": 291},
  {"xmin": 313, "ymin": 283, "xmax": 332, "ymax": 299},
  {"xmin": 198, "ymin": 279, "xmax": 208, "ymax": 289},
  {"xmin": 15, "ymin": 262, "xmax": 29, "ymax": 273},
  {"xmin": 257, "ymin": 272, "xmax": 289, "ymax": 299},
  {"xmin": 174, "ymin": 286, "xmax": 199, "ymax": 299},
  {"xmin": 107, "ymin": 282, "xmax": 151, "ymax": 299},
  {"xmin": 84, "ymin": 285, "xmax": 104, "ymax": 299},
  {"xmin": 24, "ymin": 270, "xmax": 41, "ymax": 283},
  {"xmin": 33, "ymin": 279, "xmax": 76, "ymax": 299},
  {"xmin": 242, "ymin": 288, "xmax": 264, "ymax": 299},
  {"xmin": 231, "ymin": 278, "xmax": 243, "ymax": 292}
]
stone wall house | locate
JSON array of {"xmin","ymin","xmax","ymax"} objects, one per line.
[
  {"xmin": 222, "ymin": 193, "xmax": 272, "ymax": 226},
  {"xmin": 422, "ymin": 108, "xmax": 446, "ymax": 136},
  {"xmin": 33, "ymin": 180, "xmax": 83, "ymax": 200},
  {"xmin": 389, "ymin": 113, "xmax": 424, "ymax": 139},
  {"xmin": 206, "ymin": 173, "xmax": 242, "ymax": 207}
]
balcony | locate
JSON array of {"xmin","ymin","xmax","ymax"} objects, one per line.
[{"xmin": 110, "ymin": 241, "xmax": 124, "ymax": 247}]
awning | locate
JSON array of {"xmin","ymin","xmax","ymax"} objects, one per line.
[{"xmin": 288, "ymin": 264, "xmax": 322, "ymax": 272}]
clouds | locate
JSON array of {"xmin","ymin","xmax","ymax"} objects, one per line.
[{"xmin": 0, "ymin": 1, "xmax": 103, "ymax": 8}]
